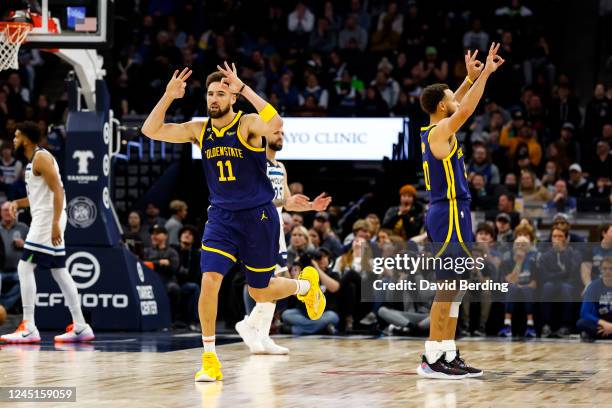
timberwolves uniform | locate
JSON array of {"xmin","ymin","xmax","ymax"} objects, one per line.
[
  {"xmin": 22, "ymin": 148, "xmax": 68, "ymax": 268},
  {"xmin": 267, "ymin": 159, "xmax": 288, "ymax": 273},
  {"xmin": 421, "ymin": 125, "xmax": 472, "ymax": 278},
  {"xmin": 198, "ymin": 111, "xmax": 279, "ymax": 288}
]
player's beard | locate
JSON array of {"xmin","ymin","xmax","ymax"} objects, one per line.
[
  {"xmin": 445, "ymin": 103, "xmax": 457, "ymax": 118},
  {"xmin": 268, "ymin": 140, "xmax": 283, "ymax": 151},
  {"xmin": 207, "ymin": 104, "xmax": 231, "ymax": 119}
]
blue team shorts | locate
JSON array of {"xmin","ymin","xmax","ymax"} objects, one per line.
[
  {"xmin": 200, "ymin": 203, "xmax": 280, "ymax": 288},
  {"xmin": 426, "ymin": 200, "xmax": 473, "ymax": 280}
]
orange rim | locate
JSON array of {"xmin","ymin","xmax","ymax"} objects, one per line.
[{"xmin": 0, "ymin": 22, "xmax": 32, "ymax": 44}]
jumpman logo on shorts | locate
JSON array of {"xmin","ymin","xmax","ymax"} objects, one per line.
[{"xmin": 261, "ymin": 211, "xmax": 268, "ymax": 221}]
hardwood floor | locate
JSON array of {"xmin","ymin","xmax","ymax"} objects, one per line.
[{"xmin": 0, "ymin": 336, "xmax": 610, "ymax": 407}]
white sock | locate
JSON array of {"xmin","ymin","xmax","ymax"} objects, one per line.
[
  {"xmin": 527, "ymin": 319, "xmax": 534, "ymax": 326},
  {"xmin": 18, "ymin": 260, "xmax": 36, "ymax": 326},
  {"xmin": 256, "ymin": 302, "xmax": 276, "ymax": 337},
  {"xmin": 424, "ymin": 340, "xmax": 444, "ymax": 364},
  {"xmin": 504, "ymin": 318, "xmax": 511, "ymax": 326},
  {"xmin": 294, "ymin": 279, "xmax": 311, "ymax": 296},
  {"xmin": 246, "ymin": 303, "xmax": 265, "ymax": 329},
  {"xmin": 51, "ymin": 268, "xmax": 86, "ymax": 326},
  {"xmin": 441, "ymin": 340, "xmax": 457, "ymax": 362},
  {"xmin": 202, "ymin": 335, "xmax": 216, "ymax": 353}
]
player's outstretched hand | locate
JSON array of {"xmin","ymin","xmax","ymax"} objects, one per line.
[
  {"xmin": 290, "ymin": 194, "xmax": 311, "ymax": 210},
  {"xmin": 311, "ymin": 193, "xmax": 332, "ymax": 211},
  {"xmin": 465, "ymin": 49, "xmax": 484, "ymax": 82},
  {"xmin": 216, "ymin": 61, "xmax": 245, "ymax": 94},
  {"xmin": 165, "ymin": 67, "xmax": 192, "ymax": 100},
  {"xmin": 484, "ymin": 42, "xmax": 505, "ymax": 74}
]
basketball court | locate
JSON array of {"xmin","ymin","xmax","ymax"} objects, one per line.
[
  {"xmin": 1, "ymin": 332, "xmax": 610, "ymax": 407},
  {"xmin": 0, "ymin": 1, "xmax": 610, "ymax": 407}
]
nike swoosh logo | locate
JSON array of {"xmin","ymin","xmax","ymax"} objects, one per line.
[
  {"xmin": 74, "ymin": 329, "xmax": 85, "ymax": 335},
  {"xmin": 21, "ymin": 331, "xmax": 32, "ymax": 338}
]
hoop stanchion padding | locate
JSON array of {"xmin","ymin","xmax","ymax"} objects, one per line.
[{"xmin": 0, "ymin": 22, "xmax": 31, "ymax": 71}]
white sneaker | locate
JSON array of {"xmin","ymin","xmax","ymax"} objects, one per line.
[
  {"xmin": 258, "ymin": 336, "xmax": 289, "ymax": 355},
  {"xmin": 54, "ymin": 323, "xmax": 95, "ymax": 343},
  {"xmin": 235, "ymin": 317, "xmax": 264, "ymax": 353},
  {"xmin": 0, "ymin": 320, "xmax": 41, "ymax": 343}
]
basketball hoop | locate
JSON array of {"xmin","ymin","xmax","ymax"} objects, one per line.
[{"xmin": 0, "ymin": 22, "xmax": 32, "ymax": 71}]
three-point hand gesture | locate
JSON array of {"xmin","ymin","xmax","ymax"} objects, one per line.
[
  {"xmin": 216, "ymin": 61, "xmax": 245, "ymax": 94},
  {"xmin": 465, "ymin": 49, "xmax": 484, "ymax": 82},
  {"xmin": 165, "ymin": 67, "xmax": 192, "ymax": 100},
  {"xmin": 484, "ymin": 42, "xmax": 505, "ymax": 74},
  {"xmin": 311, "ymin": 193, "xmax": 332, "ymax": 211}
]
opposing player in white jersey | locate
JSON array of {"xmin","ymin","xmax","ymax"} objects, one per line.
[
  {"xmin": 235, "ymin": 128, "xmax": 331, "ymax": 354},
  {"xmin": 0, "ymin": 122, "xmax": 94, "ymax": 344}
]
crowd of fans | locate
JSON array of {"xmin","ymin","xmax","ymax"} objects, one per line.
[{"xmin": 0, "ymin": 1, "xmax": 610, "ymax": 340}]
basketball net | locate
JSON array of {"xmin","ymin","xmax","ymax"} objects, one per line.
[{"xmin": 0, "ymin": 22, "xmax": 32, "ymax": 71}]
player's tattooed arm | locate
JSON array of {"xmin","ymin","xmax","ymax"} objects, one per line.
[
  {"xmin": 142, "ymin": 68, "xmax": 201, "ymax": 144},
  {"xmin": 34, "ymin": 153, "xmax": 65, "ymax": 246}
]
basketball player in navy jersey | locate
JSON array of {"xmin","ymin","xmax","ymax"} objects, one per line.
[
  {"xmin": 142, "ymin": 63, "xmax": 326, "ymax": 382},
  {"xmin": 416, "ymin": 43, "xmax": 504, "ymax": 379},
  {"xmin": 236, "ymin": 128, "xmax": 332, "ymax": 355}
]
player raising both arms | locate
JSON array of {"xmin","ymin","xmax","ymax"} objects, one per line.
[
  {"xmin": 142, "ymin": 63, "xmax": 326, "ymax": 382},
  {"xmin": 236, "ymin": 128, "xmax": 332, "ymax": 355},
  {"xmin": 417, "ymin": 44, "xmax": 504, "ymax": 379}
]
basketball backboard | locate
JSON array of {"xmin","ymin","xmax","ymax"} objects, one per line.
[{"xmin": 3, "ymin": 0, "xmax": 111, "ymax": 48}]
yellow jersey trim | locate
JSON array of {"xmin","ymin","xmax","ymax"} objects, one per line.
[
  {"xmin": 443, "ymin": 137, "xmax": 458, "ymax": 161},
  {"xmin": 201, "ymin": 244, "xmax": 237, "ymax": 263},
  {"xmin": 244, "ymin": 264, "xmax": 276, "ymax": 272},
  {"xmin": 198, "ymin": 120, "xmax": 208, "ymax": 149},
  {"xmin": 210, "ymin": 111, "xmax": 243, "ymax": 137},
  {"xmin": 420, "ymin": 124, "xmax": 436, "ymax": 131},
  {"xmin": 237, "ymin": 122, "xmax": 265, "ymax": 152}
]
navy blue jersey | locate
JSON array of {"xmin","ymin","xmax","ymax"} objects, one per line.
[
  {"xmin": 420, "ymin": 124, "xmax": 471, "ymax": 205},
  {"xmin": 199, "ymin": 111, "xmax": 274, "ymax": 211}
]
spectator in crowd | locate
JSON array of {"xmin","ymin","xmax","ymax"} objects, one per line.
[
  {"xmin": 291, "ymin": 213, "xmax": 304, "ymax": 228},
  {"xmin": 567, "ymin": 163, "xmax": 592, "ymax": 198},
  {"xmin": 539, "ymin": 226, "xmax": 582, "ymax": 337},
  {"xmin": 500, "ymin": 109, "xmax": 527, "ymax": 146},
  {"xmin": 584, "ymin": 83, "xmax": 611, "ymax": 140},
  {"xmin": 552, "ymin": 123, "xmax": 580, "ymax": 166},
  {"xmin": 0, "ymin": 142, "xmax": 22, "ymax": 200},
  {"xmin": 281, "ymin": 248, "xmax": 340, "ymax": 335},
  {"xmin": 338, "ymin": 14, "xmax": 368, "ymax": 51},
  {"xmin": 469, "ymin": 173, "xmax": 496, "ymax": 211},
  {"xmin": 124, "ymin": 211, "xmax": 152, "ymax": 256},
  {"xmin": 331, "ymin": 69, "xmax": 363, "ymax": 115},
  {"xmin": 548, "ymin": 213, "xmax": 585, "ymax": 244},
  {"xmin": 371, "ymin": 68, "xmax": 400, "ymax": 109},
  {"xmin": 287, "ymin": 2, "xmax": 315, "ymax": 36},
  {"xmin": 309, "ymin": 18, "xmax": 337, "ymax": 54},
  {"xmin": 308, "ymin": 228, "xmax": 322, "ymax": 249},
  {"xmin": 487, "ymin": 193, "xmax": 520, "ymax": 229},
  {"xmin": 282, "ymin": 212, "xmax": 293, "ymax": 244},
  {"xmin": 541, "ymin": 160, "xmax": 561, "ymax": 191},
  {"xmin": 460, "ymin": 243, "xmax": 496, "ymax": 337},
  {"xmin": 546, "ymin": 179, "xmax": 577, "ymax": 214},
  {"xmin": 273, "ymin": 73, "xmax": 301, "ymax": 113},
  {"xmin": 287, "ymin": 225, "xmax": 315, "ymax": 268},
  {"xmin": 463, "ymin": 19, "xmax": 490, "ymax": 53},
  {"xmin": 498, "ymin": 236, "xmax": 538, "ymax": 337},
  {"xmin": 580, "ymin": 224, "xmax": 612, "ymax": 288},
  {"xmin": 376, "ymin": 1, "xmax": 403, "ymax": 35},
  {"xmin": 145, "ymin": 203, "xmax": 166, "ymax": 229},
  {"xmin": 165, "ymin": 200, "xmax": 188, "ymax": 247},
  {"xmin": 577, "ymin": 256, "xmax": 612, "ymax": 341},
  {"xmin": 382, "ymin": 184, "xmax": 424, "ymax": 241},
  {"xmin": 501, "ymin": 121, "xmax": 542, "ymax": 168},
  {"xmin": 358, "ymin": 86, "xmax": 389, "ymax": 116},
  {"xmin": 143, "ymin": 225, "xmax": 181, "ymax": 324},
  {"xmin": 411, "ymin": 47, "xmax": 448, "ymax": 86},
  {"xmin": 365, "ymin": 213, "xmax": 381, "ymax": 241},
  {"xmin": 519, "ymin": 169, "xmax": 551, "ymax": 216},
  {"xmin": 172, "ymin": 225, "xmax": 201, "ymax": 331},
  {"xmin": 370, "ymin": 12, "xmax": 401, "ymax": 52},
  {"xmin": 0, "ymin": 201, "xmax": 28, "ymax": 311},
  {"xmin": 312, "ymin": 212, "xmax": 343, "ymax": 257},
  {"xmin": 549, "ymin": 84, "xmax": 581, "ymax": 134},
  {"xmin": 298, "ymin": 74, "xmax": 329, "ymax": 110},
  {"xmin": 589, "ymin": 140, "xmax": 611, "ymax": 181},
  {"xmin": 495, "ymin": 213, "xmax": 515, "ymax": 247},
  {"xmin": 467, "ymin": 143, "xmax": 501, "ymax": 186},
  {"xmin": 474, "ymin": 222, "xmax": 503, "ymax": 268},
  {"xmin": 349, "ymin": 0, "xmax": 371, "ymax": 31}
]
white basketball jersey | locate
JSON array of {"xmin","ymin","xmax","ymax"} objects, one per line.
[
  {"xmin": 25, "ymin": 148, "xmax": 66, "ymax": 219},
  {"xmin": 266, "ymin": 159, "xmax": 288, "ymax": 270}
]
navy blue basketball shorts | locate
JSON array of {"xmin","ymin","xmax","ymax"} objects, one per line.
[
  {"xmin": 21, "ymin": 248, "xmax": 66, "ymax": 269},
  {"xmin": 426, "ymin": 200, "xmax": 473, "ymax": 280},
  {"xmin": 200, "ymin": 203, "xmax": 280, "ymax": 289}
]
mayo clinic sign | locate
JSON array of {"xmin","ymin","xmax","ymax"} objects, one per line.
[{"xmin": 191, "ymin": 117, "xmax": 405, "ymax": 161}]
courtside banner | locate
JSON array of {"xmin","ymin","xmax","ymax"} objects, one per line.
[{"xmin": 191, "ymin": 117, "xmax": 405, "ymax": 160}]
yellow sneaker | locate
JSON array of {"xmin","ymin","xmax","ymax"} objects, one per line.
[
  {"xmin": 297, "ymin": 266, "xmax": 326, "ymax": 320},
  {"xmin": 195, "ymin": 352, "xmax": 223, "ymax": 382}
]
